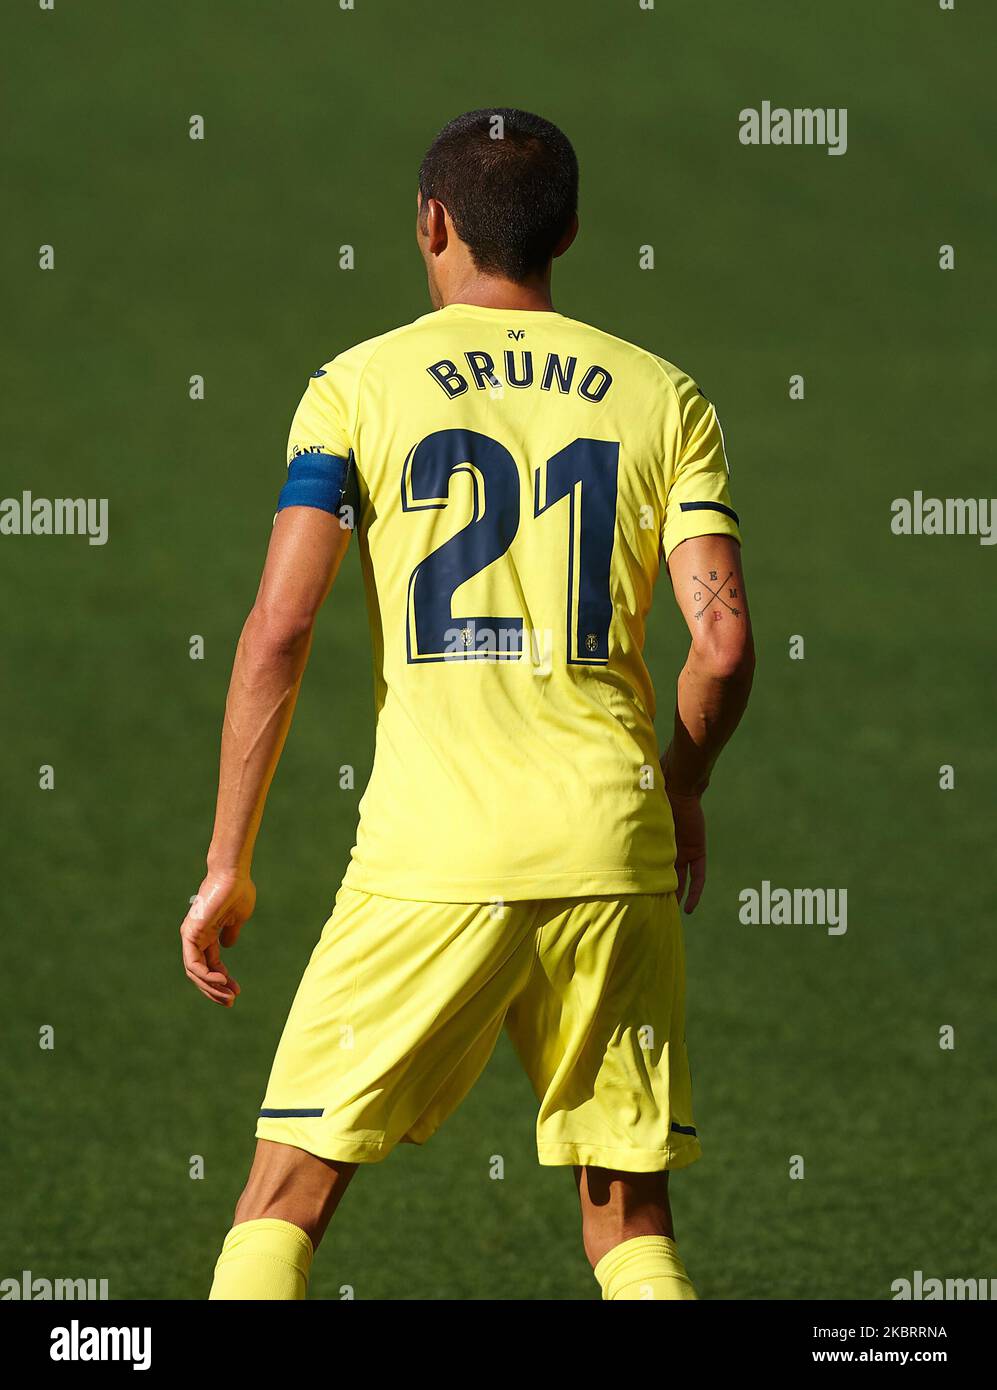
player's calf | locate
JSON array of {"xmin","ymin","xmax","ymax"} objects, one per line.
[
  {"xmin": 577, "ymin": 1167, "xmax": 697, "ymax": 1300},
  {"xmin": 209, "ymin": 1140, "xmax": 357, "ymax": 1300}
]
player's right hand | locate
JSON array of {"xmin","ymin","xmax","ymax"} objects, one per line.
[{"xmin": 179, "ymin": 869, "xmax": 255, "ymax": 1006}]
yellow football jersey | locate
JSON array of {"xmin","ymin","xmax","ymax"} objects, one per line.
[{"xmin": 285, "ymin": 304, "xmax": 741, "ymax": 902}]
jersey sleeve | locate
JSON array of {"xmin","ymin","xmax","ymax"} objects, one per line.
[
  {"xmin": 661, "ymin": 375, "xmax": 741, "ymax": 561},
  {"xmin": 277, "ymin": 358, "xmax": 358, "ymax": 518}
]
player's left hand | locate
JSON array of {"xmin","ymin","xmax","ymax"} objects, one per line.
[
  {"xmin": 668, "ymin": 790, "xmax": 707, "ymax": 914},
  {"xmin": 179, "ymin": 869, "xmax": 255, "ymax": 1006}
]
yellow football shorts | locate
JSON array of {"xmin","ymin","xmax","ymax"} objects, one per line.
[{"xmin": 256, "ymin": 886, "xmax": 701, "ymax": 1173}]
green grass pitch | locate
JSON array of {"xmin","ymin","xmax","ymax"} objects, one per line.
[{"xmin": 1, "ymin": 0, "xmax": 994, "ymax": 1299}]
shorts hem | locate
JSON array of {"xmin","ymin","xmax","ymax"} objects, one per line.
[
  {"xmin": 255, "ymin": 1121, "xmax": 394, "ymax": 1165},
  {"xmin": 536, "ymin": 1139, "xmax": 703, "ymax": 1173}
]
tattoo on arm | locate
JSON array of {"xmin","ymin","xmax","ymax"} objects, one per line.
[{"xmin": 692, "ymin": 571, "xmax": 742, "ymax": 623}]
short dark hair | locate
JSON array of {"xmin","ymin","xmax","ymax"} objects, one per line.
[{"xmin": 418, "ymin": 108, "xmax": 578, "ymax": 281}]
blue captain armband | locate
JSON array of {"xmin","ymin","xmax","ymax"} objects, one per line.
[{"xmin": 276, "ymin": 450, "xmax": 351, "ymax": 516}]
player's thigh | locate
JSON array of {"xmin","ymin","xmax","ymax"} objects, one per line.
[
  {"xmin": 258, "ymin": 888, "xmax": 539, "ymax": 1161},
  {"xmin": 506, "ymin": 893, "xmax": 700, "ymax": 1172}
]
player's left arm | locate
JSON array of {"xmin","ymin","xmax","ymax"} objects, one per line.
[
  {"xmin": 179, "ymin": 504, "xmax": 351, "ymax": 1006},
  {"xmin": 662, "ymin": 533, "xmax": 755, "ymax": 912},
  {"xmin": 657, "ymin": 372, "xmax": 754, "ymax": 912},
  {"xmin": 664, "ymin": 532, "xmax": 755, "ymax": 791}
]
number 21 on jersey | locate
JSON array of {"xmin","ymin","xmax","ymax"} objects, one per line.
[{"xmin": 401, "ymin": 427, "xmax": 619, "ymax": 666}]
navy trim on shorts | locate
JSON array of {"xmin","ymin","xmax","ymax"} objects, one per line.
[
  {"xmin": 258, "ymin": 1108, "xmax": 324, "ymax": 1118},
  {"xmin": 670, "ymin": 1121, "xmax": 698, "ymax": 1137}
]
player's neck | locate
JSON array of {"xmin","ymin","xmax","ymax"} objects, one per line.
[{"xmin": 440, "ymin": 271, "xmax": 556, "ymax": 313}]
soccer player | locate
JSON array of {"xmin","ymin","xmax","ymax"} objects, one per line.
[{"xmin": 181, "ymin": 108, "xmax": 755, "ymax": 1301}]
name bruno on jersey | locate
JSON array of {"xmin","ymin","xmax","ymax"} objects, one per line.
[{"xmin": 427, "ymin": 349, "xmax": 613, "ymax": 402}]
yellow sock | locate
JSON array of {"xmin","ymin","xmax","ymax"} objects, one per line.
[
  {"xmin": 208, "ymin": 1218, "xmax": 314, "ymax": 1300},
  {"xmin": 594, "ymin": 1235, "xmax": 698, "ymax": 1300}
]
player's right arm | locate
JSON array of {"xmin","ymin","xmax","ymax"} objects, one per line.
[
  {"xmin": 179, "ymin": 358, "xmax": 360, "ymax": 1006},
  {"xmin": 179, "ymin": 504, "xmax": 351, "ymax": 1006}
]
